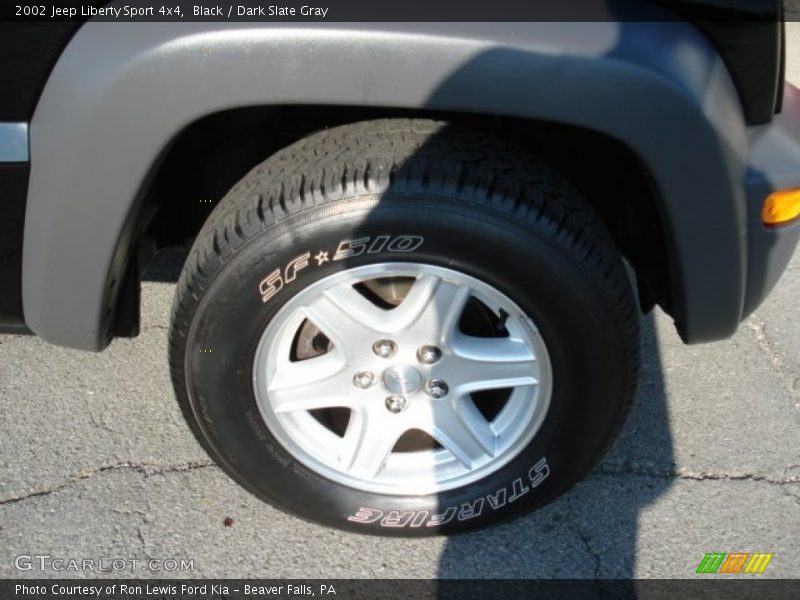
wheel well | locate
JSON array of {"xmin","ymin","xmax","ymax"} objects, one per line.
[{"xmin": 121, "ymin": 106, "xmax": 672, "ymax": 334}]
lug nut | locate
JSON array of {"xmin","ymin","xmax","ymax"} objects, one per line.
[
  {"xmin": 426, "ymin": 379, "xmax": 449, "ymax": 399},
  {"xmin": 417, "ymin": 345, "xmax": 443, "ymax": 365},
  {"xmin": 372, "ymin": 339, "xmax": 397, "ymax": 358},
  {"xmin": 385, "ymin": 395, "xmax": 409, "ymax": 414},
  {"xmin": 353, "ymin": 371, "xmax": 375, "ymax": 389}
]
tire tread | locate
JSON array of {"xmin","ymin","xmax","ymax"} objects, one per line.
[{"xmin": 169, "ymin": 118, "xmax": 640, "ymax": 499}]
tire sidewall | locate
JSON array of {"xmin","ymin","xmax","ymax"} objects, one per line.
[{"xmin": 183, "ymin": 195, "xmax": 632, "ymax": 535}]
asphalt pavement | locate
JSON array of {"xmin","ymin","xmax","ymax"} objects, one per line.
[{"xmin": 1, "ymin": 24, "xmax": 799, "ymax": 580}]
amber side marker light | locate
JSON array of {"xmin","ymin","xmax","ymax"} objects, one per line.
[{"xmin": 763, "ymin": 188, "xmax": 800, "ymax": 228}]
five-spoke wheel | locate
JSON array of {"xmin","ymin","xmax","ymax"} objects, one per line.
[{"xmin": 254, "ymin": 263, "xmax": 552, "ymax": 494}]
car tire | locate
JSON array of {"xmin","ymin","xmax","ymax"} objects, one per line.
[{"xmin": 168, "ymin": 118, "xmax": 640, "ymax": 535}]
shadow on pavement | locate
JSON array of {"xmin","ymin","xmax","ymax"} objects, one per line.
[{"xmin": 436, "ymin": 313, "xmax": 672, "ymax": 578}]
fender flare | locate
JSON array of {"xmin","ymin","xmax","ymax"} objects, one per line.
[{"xmin": 24, "ymin": 20, "xmax": 748, "ymax": 350}]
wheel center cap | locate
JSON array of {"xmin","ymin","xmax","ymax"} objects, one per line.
[{"xmin": 382, "ymin": 365, "xmax": 423, "ymax": 395}]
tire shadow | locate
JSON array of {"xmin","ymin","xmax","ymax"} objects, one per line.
[
  {"xmin": 435, "ymin": 312, "xmax": 672, "ymax": 578},
  {"xmin": 142, "ymin": 245, "xmax": 189, "ymax": 283}
]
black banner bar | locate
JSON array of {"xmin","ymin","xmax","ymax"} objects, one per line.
[
  {"xmin": 2, "ymin": 579, "xmax": 800, "ymax": 600},
  {"xmin": 0, "ymin": 0, "xmax": 784, "ymax": 23}
]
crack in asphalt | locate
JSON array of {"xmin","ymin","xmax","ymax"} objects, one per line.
[
  {"xmin": 81, "ymin": 392, "xmax": 117, "ymax": 434},
  {"xmin": 137, "ymin": 523, "xmax": 155, "ymax": 561},
  {"xmin": 567, "ymin": 501, "xmax": 602, "ymax": 578},
  {"xmin": 140, "ymin": 324, "xmax": 169, "ymax": 332},
  {"xmin": 2, "ymin": 461, "xmax": 798, "ymax": 508},
  {"xmin": 780, "ymin": 482, "xmax": 800, "ymax": 508},
  {"xmin": 0, "ymin": 461, "xmax": 216, "ymax": 505},
  {"xmin": 111, "ymin": 505, "xmax": 155, "ymax": 559},
  {"xmin": 746, "ymin": 316, "xmax": 800, "ymax": 407},
  {"xmin": 596, "ymin": 462, "xmax": 800, "ymax": 485}
]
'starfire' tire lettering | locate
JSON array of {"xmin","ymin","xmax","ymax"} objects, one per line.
[
  {"xmin": 426, "ymin": 507, "xmax": 457, "ymax": 527},
  {"xmin": 457, "ymin": 498, "xmax": 484, "ymax": 521},
  {"xmin": 380, "ymin": 511, "xmax": 416, "ymax": 527},
  {"xmin": 347, "ymin": 507, "xmax": 383, "ymax": 524},
  {"xmin": 351, "ymin": 457, "xmax": 551, "ymax": 527}
]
